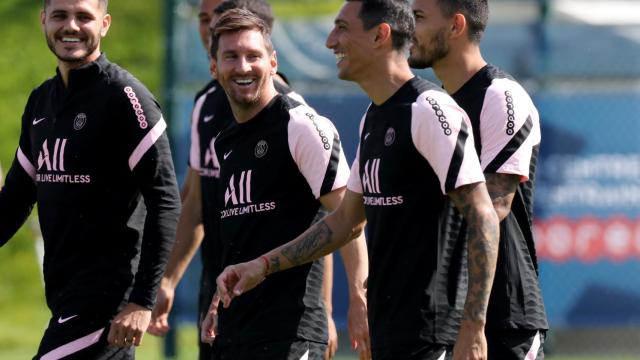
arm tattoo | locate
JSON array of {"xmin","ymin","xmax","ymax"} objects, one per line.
[
  {"xmin": 450, "ymin": 184, "xmax": 500, "ymax": 323},
  {"xmin": 485, "ymin": 173, "xmax": 519, "ymax": 219},
  {"xmin": 280, "ymin": 220, "xmax": 334, "ymax": 268}
]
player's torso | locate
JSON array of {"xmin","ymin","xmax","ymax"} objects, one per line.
[
  {"xmin": 452, "ymin": 64, "xmax": 548, "ymax": 330},
  {"xmin": 359, "ymin": 78, "xmax": 466, "ymax": 346}
]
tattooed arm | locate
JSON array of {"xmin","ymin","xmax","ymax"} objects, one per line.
[
  {"xmin": 485, "ymin": 173, "xmax": 520, "ymax": 221},
  {"xmin": 448, "ymin": 181, "xmax": 500, "ymax": 360},
  {"xmin": 200, "ymin": 189, "xmax": 367, "ymax": 344}
]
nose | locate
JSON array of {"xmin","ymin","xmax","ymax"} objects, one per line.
[
  {"xmin": 326, "ymin": 29, "xmax": 337, "ymax": 50},
  {"xmin": 236, "ymin": 56, "xmax": 252, "ymax": 74},
  {"xmin": 64, "ymin": 16, "xmax": 81, "ymax": 32}
]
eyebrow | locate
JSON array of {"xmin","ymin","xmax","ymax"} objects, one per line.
[{"xmin": 334, "ymin": 19, "xmax": 348, "ymax": 26}]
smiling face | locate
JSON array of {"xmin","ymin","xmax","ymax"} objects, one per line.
[
  {"xmin": 198, "ymin": 0, "xmax": 223, "ymax": 51},
  {"xmin": 408, "ymin": 0, "xmax": 451, "ymax": 69},
  {"xmin": 325, "ymin": 1, "xmax": 377, "ymax": 82},
  {"xmin": 41, "ymin": 0, "xmax": 110, "ymax": 66},
  {"xmin": 211, "ymin": 28, "xmax": 276, "ymax": 111}
]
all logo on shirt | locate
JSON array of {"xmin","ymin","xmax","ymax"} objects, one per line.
[
  {"xmin": 361, "ymin": 158, "xmax": 403, "ymax": 206},
  {"xmin": 201, "ymin": 138, "xmax": 220, "ymax": 178},
  {"xmin": 221, "ymin": 170, "xmax": 276, "ymax": 218},
  {"xmin": 36, "ymin": 138, "xmax": 91, "ymax": 184}
]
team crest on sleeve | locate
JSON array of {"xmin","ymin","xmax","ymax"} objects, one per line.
[
  {"xmin": 73, "ymin": 113, "xmax": 87, "ymax": 130},
  {"xmin": 254, "ymin": 140, "xmax": 268, "ymax": 158},
  {"xmin": 384, "ymin": 128, "xmax": 396, "ymax": 146},
  {"xmin": 505, "ymin": 90, "xmax": 516, "ymax": 135},
  {"xmin": 124, "ymin": 86, "xmax": 148, "ymax": 129},
  {"xmin": 426, "ymin": 96, "xmax": 452, "ymax": 136}
]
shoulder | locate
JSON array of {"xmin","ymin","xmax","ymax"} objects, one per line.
[
  {"xmin": 287, "ymin": 102, "xmax": 337, "ymax": 148},
  {"xmin": 194, "ymin": 79, "xmax": 218, "ymax": 101},
  {"xmin": 103, "ymin": 61, "xmax": 158, "ymax": 103}
]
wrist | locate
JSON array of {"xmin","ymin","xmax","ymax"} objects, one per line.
[{"xmin": 259, "ymin": 255, "xmax": 270, "ymax": 277}]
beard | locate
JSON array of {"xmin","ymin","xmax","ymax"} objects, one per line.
[
  {"xmin": 409, "ymin": 29, "xmax": 449, "ymax": 69},
  {"xmin": 45, "ymin": 32, "xmax": 99, "ymax": 64}
]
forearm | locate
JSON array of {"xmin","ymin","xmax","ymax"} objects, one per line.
[
  {"xmin": 0, "ymin": 157, "xmax": 36, "ymax": 246},
  {"xmin": 263, "ymin": 214, "xmax": 364, "ymax": 276},
  {"xmin": 162, "ymin": 214, "xmax": 204, "ymax": 289},
  {"xmin": 338, "ymin": 233, "xmax": 368, "ymax": 300},
  {"xmin": 464, "ymin": 205, "xmax": 499, "ymax": 323}
]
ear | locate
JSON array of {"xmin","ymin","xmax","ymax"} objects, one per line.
[
  {"xmin": 100, "ymin": 14, "xmax": 112, "ymax": 37},
  {"xmin": 210, "ymin": 57, "xmax": 218, "ymax": 79},
  {"xmin": 270, "ymin": 50, "xmax": 278, "ymax": 75},
  {"xmin": 373, "ymin": 23, "xmax": 392, "ymax": 48},
  {"xmin": 40, "ymin": 10, "xmax": 46, "ymax": 30},
  {"xmin": 450, "ymin": 13, "xmax": 467, "ymax": 39}
]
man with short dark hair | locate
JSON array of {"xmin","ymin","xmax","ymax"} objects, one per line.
[
  {"xmin": 149, "ymin": 1, "xmax": 369, "ymax": 359},
  {"xmin": 206, "ymin": 1, "xmax": 501, "ymax": 359},
  {"xmin": 198, "ymin": 8, "xmax": 367, "ymax": 359},
  {"xmin": 409, "ymin": 0, "xmax": 548, "ymax": 358},
  {"xmin": 0, "ymin": 0, "xmax": 180, "ymax": 359}
]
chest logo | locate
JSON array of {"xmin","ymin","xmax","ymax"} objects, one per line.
[
  {"xmin": 33, "ymin": 117, "xmax": 46, "ymax": 126},
  {"xmin": 255, "ymin": 140, "xmax": 268, "ymax": 158},
  {"xmin": 225, "ymin": 170, "xmax": 253, "ymax": 206},
  {"xmin": 384, "ymin": 128, "xmax": 396, "ymax": 146},
  {"xmin": 362, "ymin": 159, "xmax": 381, "ymax": 194},
  {"xmin": 38, "ymin": 138, "xmax": 67, "ymax": 172},
  {"xmin": 73, "ymin": 113, "xmax": 87, "ymax": 130}
]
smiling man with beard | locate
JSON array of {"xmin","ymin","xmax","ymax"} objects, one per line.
[
  {"xmin": 408, "ymin": 0, "xmax": 548, "ymax": 358},
  {"xmin": 0, "ymin": 0, "xmax": 181, "ymax": 359}
]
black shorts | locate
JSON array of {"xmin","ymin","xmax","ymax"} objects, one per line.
[
  {"xmin": 217, "ymin": 339, "xmax": 326, "ymax": 360},
  {"xmin": 372, "ymin": 343, "xmax": 452, "ymax": 360},
  {"xmin": 34, "ymin": 311, "xmax": 133, "ymax": 360},
  {"xmin": 486, "ymin": 329, "xmax": 545, "ymax": 360}
]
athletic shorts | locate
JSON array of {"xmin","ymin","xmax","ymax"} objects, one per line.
[
  {"xmin": 486, "ymin": 329, "xmax": 545, "ymax": 360},
  {"xmin": 372, "ymin": 343, "xmax": 452, "ymax": 360},
  {"xmin": 217, "ymin": 339, "xmax": 326, "ymax": 360},
  {"xmin": 33, "ymin": 311, "xmax": 133, "ymax": 360}
]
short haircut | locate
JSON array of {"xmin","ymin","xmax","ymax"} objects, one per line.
[
  {"xmin": 346, "ymin": 0, "xmax": 414, "ymax": 52},
  {"xmin": 210, "ymin": 8, "xmax": 273, "ymax": 59},
  {"xmin": 214, "ymin": 0, "xmax": 274, "ymax": 32},
  {"xmin": 44, "ymin": 0, "xmax": 109, "ymax": 11},
  {"xmin": 436, "ymin": 0, "xmax": 488, "ymax": 43}
]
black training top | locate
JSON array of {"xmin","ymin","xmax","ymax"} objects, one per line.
[
  {"xmin": 347, "ymin": 77, "xmax": 485, "ymax": 349},
  {"xmin": 214, "ymin": 94, "xmax": 350, "ymax": 347},
  {"xmin": 0, "ymin": 54, "xmax": 180, "ymax": 315},
  {"xmin": 451, "ymin": 64, "xmax": 548, "ymax": 331}
]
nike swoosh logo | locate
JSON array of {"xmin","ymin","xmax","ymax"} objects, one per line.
[
  {"xmin": 58, "ymin": 315, "xmax": 78, "ymax": 324},
  {"xmin": 364, "ymin": 132, "xmax": 371, "ymax": 141},
  {"xmin": 204, "ymin": 114, "xmax": 214, "ymax": 123},
  {"xmin": 223, "ymin": 151, "xmax": 232, "ymax": 160},
  {"xmin": 33, "ymin": 117, "xmax": 46, "ymax": 125}
]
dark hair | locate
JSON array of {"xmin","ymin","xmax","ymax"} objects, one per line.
[
  {"xmin": 437, "ymin": 0, "xmax": 488, "ymax": 43},
  {"xmin": 44, "ymin": 0, "xmax": 108, "ymax": 10},
  {"xmin": 214, "ymin": 0, "xmax": 274, "ymax": 32},
  {"xmin": 210, "ymin": 8, "xmax": 273, "ymax": 59},
  {"xmin": 346, "ymin": 0, "xmax": 414, "ymax": 52}
]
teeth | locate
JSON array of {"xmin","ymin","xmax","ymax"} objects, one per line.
[
  {"xmin": 335, "ymin": 53, "xmax": 345, "ymax": 63},
  {"xmin": 62, "ymin": 37, "xmax": 80, "ymax": 43},
  {"xmin": 234, "ymin": 79, "xmax": 253, "ymax": 85}
]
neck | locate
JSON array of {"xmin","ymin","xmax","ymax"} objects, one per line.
[
  {"xmin": 432, "ymin": 43, "xmax": 486, "ymax": 94},
  {"xmin": 230, "ymin": 81, "xmax": 279, "ymax": 123},
  {"xmin": 57, "ymin": 51, "xmax": 102, "ymax": 88},
  {"xmin": 357, "ymin": 52, "xmax": 414, "ymax": 105}
]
